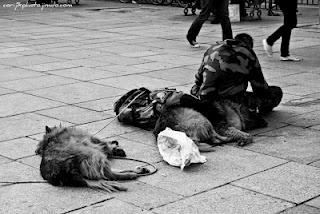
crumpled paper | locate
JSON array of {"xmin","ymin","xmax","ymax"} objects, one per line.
[{"xmin": 157, "ymin": 127, "xmax": 206, "ymax": 170}]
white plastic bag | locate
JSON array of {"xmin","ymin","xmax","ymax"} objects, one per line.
[{"xmin": 157, "ymin": 127, "xmax": 206, "ymax": 170}]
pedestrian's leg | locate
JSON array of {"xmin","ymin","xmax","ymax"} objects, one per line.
[
  {"xmin": 280, "ymin": 10, "xmax": 297, "ymax": 57},
  {"xmin": 187, "ymin": 0, "xmax": 213, "ymax": 42},
  {"xmin": 215, "ymin": 0, "xmax": 233, "ymax": 40}
]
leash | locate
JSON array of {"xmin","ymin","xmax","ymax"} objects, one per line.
[
  {"xmin": 92, "ymin": 90, "xmax": 146, "ymax": 137},
  {"xmin": 113, "ymin": 156, "xmax": 158, "ymax": 176}
]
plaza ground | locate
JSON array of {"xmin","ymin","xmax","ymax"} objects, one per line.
[{"xmin": 0, "ymin": 1, "xmax": 320, "ymax": 213}]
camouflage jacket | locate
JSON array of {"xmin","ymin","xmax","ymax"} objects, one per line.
[{"xmin": 191, "ymin": 39, "xmax": 269, "ymax": 101}]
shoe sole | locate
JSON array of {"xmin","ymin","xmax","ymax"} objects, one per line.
[
  {"xmin": 280, "ymin": 58, "xmax": 301, "ymax": 62},
  {"xmin": 262, "ymin": 39, "xmax": 273, "ymax": 57}
]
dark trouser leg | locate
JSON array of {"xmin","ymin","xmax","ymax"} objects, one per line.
[
  {"xmin": 280, "ymin": 10, "xmax": 297, "ymax": 57},
  {"xmin": 266, "ymin": 9, "xmax": 297, "ymax": 56},
  {"xmin": 215, "ymin": 0, "xmax": 233, "ymax": 40},
  {"xmin": 187, "ymin": 0, "xmax": 214, "ymax": 41}
]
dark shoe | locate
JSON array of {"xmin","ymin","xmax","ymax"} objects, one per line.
[{"xmin": 186, "ymin": 35, "xmax": 200, "ymax": 48}]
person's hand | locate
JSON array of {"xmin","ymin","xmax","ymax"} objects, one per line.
[{"xmin": 165, "ymin": 91, "xmax": 184, "ymax": 107}]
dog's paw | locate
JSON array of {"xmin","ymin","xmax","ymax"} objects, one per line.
[{"xmin": 237, "ymin": 136, "xmax": 253, "ymax": 146}]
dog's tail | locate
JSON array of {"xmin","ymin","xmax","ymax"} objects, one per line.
[{"xmin": 84, "ymin": 179, "xmax": 127, "ymax": 192}]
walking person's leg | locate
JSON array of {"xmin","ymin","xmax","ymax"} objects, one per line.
[
  {"xmin": 187, "ymin": 0, "xmax": 214, "ymax": 47},
  {"xmin": 279, "ymin": 9, "xmax": 300, "ymax": 61},
  {"xmin": 263, "ymin": 1, "xmax": 300, "ymax": 61},
  {"xmin": 215, "ymin": 0, "xmax": 233, "ymax": 40}
]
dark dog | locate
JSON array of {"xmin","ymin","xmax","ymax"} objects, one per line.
[
  {"xmin": 154, "ymin": 94, "xmax": 267, "ymax": 150},
  {"xmin": 36, "ymin": 126, "xmax": 147, "ymax": 192}
]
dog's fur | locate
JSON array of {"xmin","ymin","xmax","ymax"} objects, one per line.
[
  {"xmin": 154, "ymin": 98, "xmax": 267, "ymax": 149},
  {"xmin": 36, "ymin": 126, "xmax": 146, "ymax": 192}
]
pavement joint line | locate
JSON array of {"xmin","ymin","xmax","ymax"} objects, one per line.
[
  {"xmin": 61, "ymin": 198, "xmax": 115, "ymax": 214},
  {"xmin": 230, "ymin": 183, "xmax": 297, "ymax": 206},
  {"xmin": 141, "ymin": 158, "xmax": 291, "ymax": 210},
  {"xmin": 307, "ymin": 159, "xmax": 320, "ymax": 165}
]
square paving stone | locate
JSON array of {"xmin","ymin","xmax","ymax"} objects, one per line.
[
  {"xmin": 115, "ymin": 181, "xmax": 183, "ymax": 210},
  {"xmin": 306, "ymin": 196, "xmax": 320, "ymax": 209},
  {"xmin": 48, "ymin": 67, "xmax": 120, "ymax": 81},
  {"xmin": 93, "ymin": 75, "xmax": 178, "ymax": 91},
  {"xmin": 93, "ymin": 55, "xmax": 151, "ymax": 66},
  {"xmin": 153, "ymin": 185, "xmax": 293, "ymax": 214},
  {"xmin": 233, "ymin": 162, "xmax": 320, "ymax": 203},
  {"xmin": 0, "ymin": 55, "xmax": 61, "ymax": 67},
  {"xmin": 71, "ymin": 198, "xmax": 152, "ymax": 214},
  {"xmin": 69, "ymin": 58, "xmax": 113, "ymax": 68},
  {"xmin": 76, "ymin": 119, "xmax": 141, "ymax": 139},
  {"xmin": 283, "ymin": 85, "xmax": 320, "ymax": 96},
  {"xmin": 0, "ymin": 161, "xmax": 42, "ymax": 182},
  {"xmin": 0, "ymin": 137, "xmax": 38, "ymax": 160},
  {"xmin": 0, "ymin": 67, "xmax": 43, "ymax": 82},
  {"xmin": 0, "ymin": 156, "xmax": 11, "ymax": 165},
  {"xmin": 0, "ymin": 75, "xmax": 78, "ymax": 91},
  {"xmin": 139, "ymin": 146, "xmax": 286, "ymax": 196},
  {"xmin": 99, "ymin": 64, "xmax": 150, "ymax": 75},
  {"xmin": 310, "ymin": 160, "xmax": 320, "ymax": 168},
  {"xmin": 44, "ymin": 49, "xmax": 103, "ymax": 60},
  {"xmin": 36, "ymin": 105, "xmax": 113, "ymax": 125},
  {"xmin": 0, "ymin": 87, "xmax": 14, "ymax": 95},
  {"xmin": 0, "ymin": 183, "xmax": 111, "ymax": 214},
  {"xmin": 141, "ymin": 67, "xmax": 195, "ymax": 85},
  {"xmin": 247, "ymin": 126, "xmax": 320, "ymax": 164},
  {"xmin": 119, "ymin": 130, "xmax": 156, "ymax": 147},
  {"xmin": 132, "ymin": 62, "xmax": 180, "ymax": 72},
  {"xmin": 272, "ymin": 73, "xmax": 320, "ymax": 87},
  {"xmin": 141, "ymin": 54, "xmax": 199, "ymax": 66},
  {"xmin": 25, "ymin": 61, "xmax": 81, "ymax": 72},
  {"xmin": 29, "ymin": 82, "xmax": 126, "ymax": 104},
  {"xmin": 0, "ymin": 93, "xmax": 62, "ymax": 117},
  {"xmin": 0, "ymin": 113, "xmax": 72, "ymax": 141},
  {"xmin": 285, "ymin": 110, "xmax": 320, "ymax": 127},
  {"xmin": 280, "ymin": 205, "xmax": 320, "ymax": 214},
  {"xmin": 17, "ymin": 155, "xmax": 41, "ymax": 169},
  {"xmin": 75, "ymin": 96, "xmax": 120, "ymax": 112}
]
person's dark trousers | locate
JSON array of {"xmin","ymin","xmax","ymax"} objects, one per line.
[
  {"xmin": 187, "ymin": 0, "xmax": 233, "ymax": 41},
  {"xmin": 238, "ymin": 86, "xmax": 283, "ymax": 115},
  {"xmin": 187, "ymin": 0, "xmax": 214, "ymax": 42},
  {"xmin": 214, "ymin": 0, "xmax": 233, "ymax": 40},
  {"xmin": 266, "ymin": 6, "xmax": 297, "ymax": 57}
]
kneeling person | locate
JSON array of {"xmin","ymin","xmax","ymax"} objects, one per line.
[{"xmin": 190, "ymin": 33, "xmax": 282, "ymax": 128}]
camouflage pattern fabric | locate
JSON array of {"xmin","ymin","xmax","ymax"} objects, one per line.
[{"xmin": 191, "ymin": 39, "xmax": 269, "ymax": 101}]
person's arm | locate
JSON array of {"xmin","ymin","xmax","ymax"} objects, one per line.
[
  {"xmin": 198, "ymin": 67, "xmax": 220, "ymax": 101},
  {"xmin": 248, "ymin": 51, "xmax": 269, "ymax": 96}
]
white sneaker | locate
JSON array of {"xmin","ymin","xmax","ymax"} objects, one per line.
[
  {"xmin": 262, "ymin": 39, "xmax": 273, "ymax": 57},
  {"xmin": 280, "ymin": 56, "xmax": 301, "ymax": 61}
]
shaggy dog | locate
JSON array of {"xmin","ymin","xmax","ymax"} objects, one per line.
[
  {"xmin": 36, "ymin": 126, "xmax": 147, "ymax": 192},
  {"xmin": 153, "ymin": 93, "xmax": 267, "ymax": 150}
]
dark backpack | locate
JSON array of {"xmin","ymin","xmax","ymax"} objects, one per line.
[{"xmin": 114, "ymin": 87, "xmax": 177, "ymax": 129}]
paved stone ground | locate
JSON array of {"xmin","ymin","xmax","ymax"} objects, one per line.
[{"xmin": 0, "ymin": 0, "xmax": 320, "ymax": 213}]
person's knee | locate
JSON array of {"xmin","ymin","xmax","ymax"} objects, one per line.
[{"xmin": 269, "ymin": 86, "xmax": 283, "ymax": 106}]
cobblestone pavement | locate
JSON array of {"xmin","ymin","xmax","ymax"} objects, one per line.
[{"xmin": 0, "ymin": 0, "xmax": 320, "ymax": 213}]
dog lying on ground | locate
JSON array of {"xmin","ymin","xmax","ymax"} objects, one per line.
[
  {"xmin": 153, "ymin": 93, "xmax": 267, "ymax": 151},
  {"xmin": 35, "ymin": 126, "xmax": 148, "ymax": 192}
]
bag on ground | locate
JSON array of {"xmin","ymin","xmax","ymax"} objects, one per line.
[{"xmin": 157, "ymin": 127, "xmax": 207, "ymax": 170}]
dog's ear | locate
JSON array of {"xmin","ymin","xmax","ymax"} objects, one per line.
[{"xmin": 45, "ymin": 126, "xmax": 52, "ymax": 134}]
